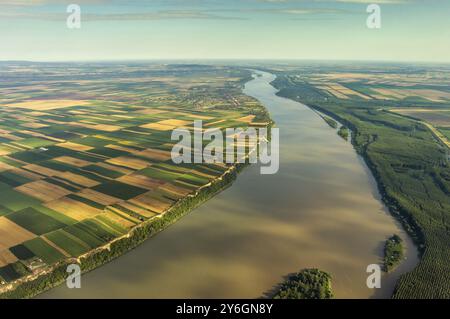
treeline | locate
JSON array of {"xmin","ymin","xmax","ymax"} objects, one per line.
[
  {"xmin": 324, "ymin": 117, "xmax": 338, "ymax": 129},
  {"xmin": 0, "ymin": 164, "xmax": 244, "ymax": 299},
  {"xmin": 273, "ymin": 73, "xmax": 450, "ymax": 299}
]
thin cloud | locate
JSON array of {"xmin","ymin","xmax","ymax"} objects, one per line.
[
  {"xmin": 0, "ymin": 10, "xmax": 245, "ymax": 21},
  {"xmin": 83, "ymin": 11, "xmax": 244, "ymax": 21}
]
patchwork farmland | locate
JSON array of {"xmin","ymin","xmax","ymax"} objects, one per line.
[
  {"xmin": 0, "ymin": 63, "xmax": 270, "ymax": 289},
  {"xmin": 277, "ymin": 68, "xmax": 450, "ymax": 150}
]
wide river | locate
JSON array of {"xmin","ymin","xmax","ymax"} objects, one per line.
[{"xmin": 41, "ymin": 71, "xmax": 418, "ymax": 299}]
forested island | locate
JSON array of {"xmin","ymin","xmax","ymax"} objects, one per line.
[
  {"xmin": 384, "ymin": 234, "xmax": 404, "ymax": 272},
  {"xmin": 338, "ymin": 126, "xmax": 349, "ymax": 140},
  {"xmin": 273, "ymin": 269, "xmax": 333, "ymax": 299}
]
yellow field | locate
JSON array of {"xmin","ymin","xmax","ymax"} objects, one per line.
[
  {"xmin": 65, "ymin": 122, "xmax": 121, "ymax": 132},
  {"xmin": 102, "ymin": 211, "xmax": 137, "ymax": 229},
  {"xmin": 54, "ymin": 156, "xmax": 92, "ymax": 167},
  {"xmin": 56, "ymin": 172, "xmax": 99, "ymax": 188},
  {"xmin": 105, "ymin": 144, "xmax": 138, "ymax": 153},
  {"xmin": 318, "ymin": 85, "xmax": 348, "ymax": 99},
  {"xmin": 139, "ymin": 122, "xmax": 174, "ymax": 131},
  {"xmin": 56, "ymin": 142, "xmax": 94, "ymax": 152},
  {"xmin": 0, "ymin": 161, "xmax": 15, "ymax": 172},
  {"xmin": 129, "ymin": 193, "xmax": 171, "ymax": 214},
  {"xmin": 159, "ymin": 182, "xmax": 192, "ymax": 196},
  {"xmin": 140, "ymin": 119, "xmax": 191, "ymax": 131},
  {"xmin": 106, "ymin": 156, "xmax": 150, "ymax": 170},
  {"xmin": 158, "ymin": 119, "xmax": 191, "ymax": 126},
  {"xmin": 90, "ymin": 124, "xmax": 122, "ymax": 132},
  {"xmin": 318, "ymin": 83, "xmax": 371, "ymax": 100},
  {"xmin": 0, "ymin": 133, "xmax": 22, "ymax": 141},
  {"xmin": 173, "ymin": 112, "xmax": 213, "ymax": 120},
  {"xmin": 44, "ymin": 197, "xmax": 101, "ymax": 221},
  {"xmin": 0, "ymin": 217, "xmax": 36, "ymax": 250},
  {"xmin": 204, "ymin": 119, "xmax": 226, "ymax": 127},
  {"xmin": 15, "ymin": 180, "xmax": 72, "ymax": 202},
  {"xmin": 77, "ymin": 189, "xmax": 121, "ymax": 206},
  {"xmin": 117, "ymin": 202, "xmax": 157, "ymax": 218},
  {"xmin": 372, "ymin": 88, "xmax": 408, "ymax": 100},
  {"xmin": 10, "ymin": 168, "xmax": 43, "ymax": 181},
  {"xmin": 135, "ymin": 109, "xmax": 166, "ymax": 115},
  {"xmin": 237, "ymin": 115, "xmax": 256, "ymax": 123},
  {"xmin": 117, "ymin": 174, "xmax": 163, "ymax": 190},
  {"xmin": 0, "ymin": 145, "xmax": 15, "ymax": 156},
  {"xmin": 4, "ymin": 99, "xmax": 89, "ymax": 110},
  {"xmin": 23, "ymin": 164, "xmax": 60, "ymax": 177},
  {"xmin": 21, "ymin": 122, "xmax": 49, "ymax": 129},
  {"xmin": 0, "ymin": 249, "xmax": 18, "ymax": 267}
]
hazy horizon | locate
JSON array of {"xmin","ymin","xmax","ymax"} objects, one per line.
[
  {"xmin": 1, "ymin": 0, "xmax": 449, "ymax": 62},
  {"xmin": 1, "ymin": 58, "xmax": 450, "ymax": 65}
]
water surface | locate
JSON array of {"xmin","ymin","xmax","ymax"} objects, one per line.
[{"xmin": 41, "ymin": 71, "xmax": 418, "ymax": 299}]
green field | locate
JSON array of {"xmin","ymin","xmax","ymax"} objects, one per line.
[
  {"xmin": 0, "ymin": 63, "xmax": 270, "ymax": 293},
  {"xmin": 6, "ymin": 208, "xmax": 67, "ymax": 235}
]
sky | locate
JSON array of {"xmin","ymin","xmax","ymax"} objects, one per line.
[{"xmin": 0, "ymin": 0, "xmax": 449, "ymax": 62}]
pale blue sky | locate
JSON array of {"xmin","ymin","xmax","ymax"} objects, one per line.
[{"xmin": 0, "ymin": 0, "xmax": 449, "ymax": 62}]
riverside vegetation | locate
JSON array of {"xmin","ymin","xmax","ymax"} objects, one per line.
[
  {"xmin": 0, "ymin": 63, "xmax": 272, "ymax": 298},
  {"xmin": 337, "ymin": 126, "xmax": 349, "ymax": 141},
  {"xmin": 271, "ymin": 63, "xmax": 450, "ymax": 299}
]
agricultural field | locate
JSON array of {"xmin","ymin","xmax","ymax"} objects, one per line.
[
  {"xmin": 279, "ymin": 65, "xmax": 450, "ymax": 104},
  {"xmin": 388, "ymin": 108, "xmax": 450, "ymax": 148},
  {"xmin": 271, "ymin": 63, "xmax": 450, "ymax": 298},
  {"xmin": 389, "ymin": 108, "xmax": 450, "ymax": 127},
  {"xmin": 0, "ymin": 63, "xmax": 269, "ymax": 286}
]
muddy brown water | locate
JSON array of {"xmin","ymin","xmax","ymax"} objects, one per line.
[{"xmin": 40, "ymin": 71, "xmax": 418, "ymax": 299}]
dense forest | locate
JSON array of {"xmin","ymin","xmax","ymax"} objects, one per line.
[{"xmin": 272, "ymin": 73, "xmax": 450, "ymax": 299}]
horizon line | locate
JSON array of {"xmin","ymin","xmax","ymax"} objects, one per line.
[{"xmin": 1, "ymin": 58, "xmax": 450, "ymax": 65}]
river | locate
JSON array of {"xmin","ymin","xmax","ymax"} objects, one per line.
[{"xmin": 40, "ymin": 70, "xmax": 418, "ymax": 299}]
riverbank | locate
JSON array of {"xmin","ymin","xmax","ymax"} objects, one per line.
[
  {"xmin": 300, "ymin": 103, "xmax": 424, "ymax": 252},
  {"xmin": 0, "ymin": 161, "xmax": 250, "ymax": 299},
  {"xmin": 0, "ymin": 73, "xmax": 274, "ymax": 299},
  {"xmin": 270, "ymin": 71, "xmax": 450, "ymax": 298},
  {"xmin": 40, "ymin": 70, "xmax": 416, "ymax": 299},
  {"xmin": 274, "ymin": 97, "xmax": 423, "ymax": 298},
  {"xmin": 288, "ymin": 102, "xmax": 421, "ymax": 298}
]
